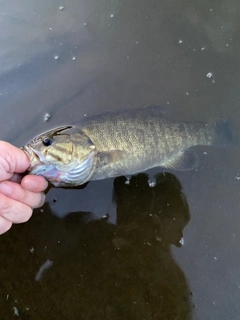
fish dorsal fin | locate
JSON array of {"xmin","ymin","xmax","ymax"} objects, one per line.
[
  {"xmin": 135, "ymin": 105, "xmax": 169, "ymax": 119},
  {"xmin": 161, "ymin": 149, "xmax": 199, "ymax": 171}
]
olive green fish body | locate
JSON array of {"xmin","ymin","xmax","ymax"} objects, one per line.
[
  {"xmin": 22, "ymin": 107, "xmax": 233, "ymax": 187},
  {"xmin": 80, "ymin": 108, "xmax": 213, "ymax": 180}
]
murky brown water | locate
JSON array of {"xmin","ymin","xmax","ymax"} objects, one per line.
[{"xmin": 1, "ymin": 0, "xmax": 240, "ymax": 319}]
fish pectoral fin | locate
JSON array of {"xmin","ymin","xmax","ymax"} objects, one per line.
[
  {"xmin": 97, "ymin": 150, "xmax": 126, "ymax": 166},
  {"xmin": 161, "ymin": 149, "xmax": 199, "ymax": 171}
]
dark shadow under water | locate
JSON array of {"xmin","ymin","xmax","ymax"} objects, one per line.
[{"xmin": 0, "ymin": 172, "xmax": 192, "ymax": 320}]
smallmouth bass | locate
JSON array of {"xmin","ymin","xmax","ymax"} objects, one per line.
[{"xmin": 22, "ymin": 106, "xmax": 233, "ymax": 187}]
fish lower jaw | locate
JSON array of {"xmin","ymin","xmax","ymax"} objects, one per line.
[{"xmin": 29, "ymin": 163, "xmax": 60, "ymax": 179}]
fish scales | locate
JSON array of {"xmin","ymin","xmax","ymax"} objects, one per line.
[
  {"xmin": 80, "ymin": 109, "xmax": 209, "ymax": 178},
  {"xmin": 22, "ymin": 106, "xmax": 233, "ymax": 187}
]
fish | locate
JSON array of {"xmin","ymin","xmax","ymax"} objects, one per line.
[{"xmin": 21, "ymin": 106, "xmax": 233, "ymax": 187}]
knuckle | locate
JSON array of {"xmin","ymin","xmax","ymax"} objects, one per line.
[
  {"xmin": 21, "ymin": 207, "xmax": 33, "ymax": 223},
  {"xmin": 19, "ymin": 190, "xmax": 28, "ymax": 204},
  {"xmin": 35, "ymin": 177, "xmax": 48, "ymax": 192},
  {"xmin": 42, "ymin": 180, "xmax": 49, "ymax": 191},
  {"xmin": 1, "ymin": 196, "xmax": 13, "ymax": 215},
  {"xmin": 0, "ymin": 216, "xmax": 12, "ymax": 235},
  {"xmin": 33, "ymin": 193, "xmax": 45, "ymax": 209}
]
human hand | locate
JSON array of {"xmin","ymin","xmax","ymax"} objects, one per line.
[{"xmin": 0, "ymin": 141, "xmax": 48, "ymax": 234}]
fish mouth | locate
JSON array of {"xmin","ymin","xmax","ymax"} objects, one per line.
[
  {"xmin": 21, "ymin": 145, "xmax": 31, "ymax": 156},
  {"xmin": 21, "ymin": 145, "xmax": 43, "ymax": 170}
]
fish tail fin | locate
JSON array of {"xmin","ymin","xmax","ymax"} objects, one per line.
[{"xmin": 212, "ymin": 118, "xmax": 234, "ymax": 147}]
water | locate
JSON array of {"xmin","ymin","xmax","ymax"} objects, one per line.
[{"xmin": 1, "ymin": 0, "xmax": 240, "ymax": 319}]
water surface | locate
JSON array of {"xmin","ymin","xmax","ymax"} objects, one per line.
[{"xmin": 1, "ymin": 0, "xmax": 240, "ymax": 319}]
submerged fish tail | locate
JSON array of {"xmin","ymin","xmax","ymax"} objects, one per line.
[
  {"xmin": 183, "ymin": 118, "xmax": 234, "ymax": 148},
  {"xmin": 211, "ymin": 118, "xmax": 234, "ymax": 147}
]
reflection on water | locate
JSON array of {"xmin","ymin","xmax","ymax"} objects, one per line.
[
  {"xmin": 46, "ymin": 177, "xmax": 117, "ymax": 221},
  {"xmin": 1, "ymin": 172, "xmax": 192, "ymax": 319}
]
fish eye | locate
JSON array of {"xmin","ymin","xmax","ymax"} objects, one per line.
[{"xmin": 42, "ymin": 137, "xmax": 53, "ymax": 147}]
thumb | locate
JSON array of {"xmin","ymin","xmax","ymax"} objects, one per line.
[{"xmin": 0, "ymin": 141, "xmax": 30, "ymax": 178}]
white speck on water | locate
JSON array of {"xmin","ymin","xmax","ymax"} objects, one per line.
[
  {"xmin": 72, "ymin": 56, "xmax": 76, "ymax": 61},
  {"xmin": 156, "ymin": 237, "xmax": 161, "ymax": 242},
  {"xmin": 84, "ymin": 113, "xmax": 87, "ymax": 117},
  {"xmin": 54, "ymin": 55, "xmax": 60, "ymax": 60},
  {"xmin": 179, "ymin": 237, "xmax": 184, "ymax": 246},
  {"xmin": 6, "ymin": 294, "xmax": 9, "ymax": 301},
  {"xmin": 214, "ymin": 257, "xmax": 217, "ymax": 261},
  {"xmin": 167, "ymin": 101, "xmax": 170, "ymax": 105},
  {"xmin": 83, "ymin": 22, "xmax": 87, "ymax": 26},
  {"xmin": 49, "ymin": 27, "xmax": 52, "ymax": 30},
  {"xmin": 124, "ymin": 178, "xmax": 130, "ymax": 185},
  {"xmin": 29, "ymin": 247, "xmax": 34, "ymax": 253},
  {"xmin": 59, "ymin": 6, "xmax": 65, "ymax": 11},
  {"xmin": 186, "ymin": 92, "xmax": 189, "ymax": 95},
  {"xmin": 145, "ymin": 242, "xmax": 152, "ymax": 246},
  {"xmin": 203, "ymin": 152, "xmax": 207, "ymax": 155},
  {"xmin": 13, "ymin": 307, "xmax": 19, "ymax": 317},
  {"xmin": 148, "ymin": 181, "xmax": 156, "ymax": 188},
  {"xmin": 201, "ymin": 47, "xmax": 206, "ymax": 51},
  {"xmin": 226, "ymin": 43, "xmax": 229, "ymax": 47},
  {"xmin": 148, "ymin": 178, "xmax": 156, "ymax": 188},
  {"xmin": 43, "ymin": 113, "xmax": 51, "ymax": 122},
  {"xmin": 213, "ymin": 301, "xmax": 216, "ymax": 306},
  {"xmin": 235, "ymin": 176, "xmax": 240, "ymax": 180},
  {"xmin": 101, "ymin": 214, "xmax": 109, "ymax": 220},
  {"xmin": 127, "ymin": 56, "xmax": 130, "ymax": 59},
  {"xmin": 178, "ymin": 39, "xmax": 183, "ymax": 44},
  {"xmin": 110, "ymin": 13, "xmax": 114, "ymax": 18},
  {"xmin": 40, "ymin": 209, "xmax": 44, "ymax": 213},
  {"xmin": 210, "ymin": 8, "xmax": 213, "ymax": 11},
  {"xmin": 35, "ymin": 259, "xmax": 53, "ymax": 281},
  {"xmin": 136, "ymin": 41, "xmax": 139, "ymax": 44},
  {"xmin": 206, "ymin": 72, "xmax": 213, "ymax": 78}
]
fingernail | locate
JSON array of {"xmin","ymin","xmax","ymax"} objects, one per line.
[
  {"xmin": 23, "ymin": 179, "xmax": 37, "ymax": 190},
  {"xmin": 0, "ymin": 182, "xmax": 13, "ymax": 196}
]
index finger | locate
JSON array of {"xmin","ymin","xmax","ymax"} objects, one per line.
[{"xmin": 0, "ymin": 141, "xmax": 30, "ymax": 174}]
